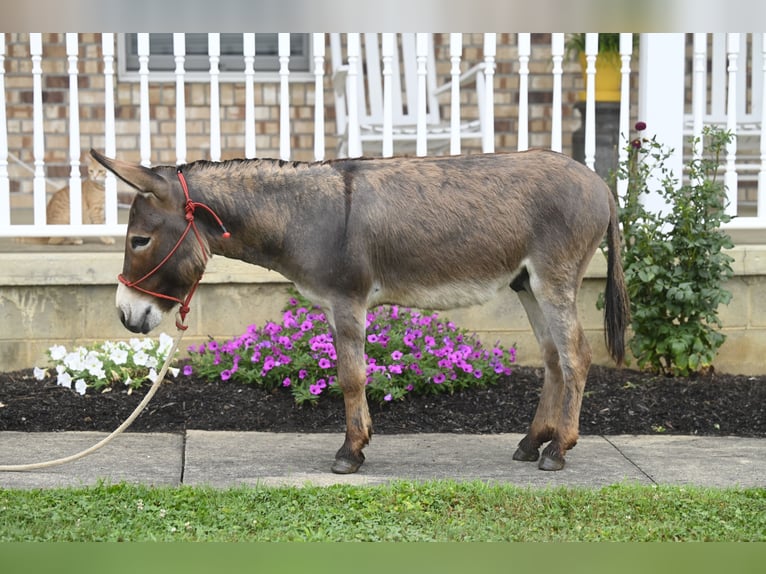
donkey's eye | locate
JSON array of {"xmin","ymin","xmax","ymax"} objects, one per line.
[{"xmin": 130, "ymin": 236, "xmax": 151, "ymax": 250}]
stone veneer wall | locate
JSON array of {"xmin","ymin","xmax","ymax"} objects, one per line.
[{"xmin": 1, "ymin": 246, "xmax": 764, "ymax": 375}]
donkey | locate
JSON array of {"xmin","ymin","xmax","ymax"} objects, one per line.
[{"xmin": 92, "ymin": 149, "xmax": 629, "ymax": 473}]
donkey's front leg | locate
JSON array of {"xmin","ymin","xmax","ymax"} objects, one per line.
[{"xmin": 330, "ymin": 302, "xmax": 372, "ymax": 474}]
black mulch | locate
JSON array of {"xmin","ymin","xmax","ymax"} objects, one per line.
[{"xmin": 1, "ymin": 365, "xmax": 764, "ymax": 437}]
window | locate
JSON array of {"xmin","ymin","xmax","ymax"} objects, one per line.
[{"xmin": 118, "ymin": 33, "xmax": 312, "ymax": 82}]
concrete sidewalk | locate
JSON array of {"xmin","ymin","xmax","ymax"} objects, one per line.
[{"xmin": 1, "ymin": 431, "xmax": 764, "ymax": 489}]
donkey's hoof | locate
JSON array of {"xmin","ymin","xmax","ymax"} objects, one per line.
[
  {"xmin": 538, "ymin": 453, "xmax": 565, "ymax": 471},
  {"xmin": 331, "ymin": 457, "xmax": 363, "ymax": 474},
  {"xmin": 512, "ymin": 445, "xmax": 540, "ymax": 462}
]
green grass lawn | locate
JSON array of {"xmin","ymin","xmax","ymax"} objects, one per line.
[{"xmin": 1, "ymin": 481, "xmax": 764, "ymax": 542}]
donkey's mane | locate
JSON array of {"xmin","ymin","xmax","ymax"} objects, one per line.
[{"xmin": 182, "ymin": 155, "xmax": 380, "ymax": 178}]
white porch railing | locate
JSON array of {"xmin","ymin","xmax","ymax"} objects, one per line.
[{"xmin": 1, "ymin": 32, "xmax": 765, "ymax": 241}]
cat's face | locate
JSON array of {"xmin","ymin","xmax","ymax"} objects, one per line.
[{"xmin": 87, "ymin": 160, "xmax": 107, "ymax": 182}]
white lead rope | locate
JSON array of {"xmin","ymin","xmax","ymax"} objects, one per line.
[{"xmin": 0, "ymin": 329, "xmax": 185, "ymax": 472}]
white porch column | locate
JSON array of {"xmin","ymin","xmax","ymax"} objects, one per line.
[{"xmin": 638, "ymin": 33, "xmax": 686, "ymax": 216}]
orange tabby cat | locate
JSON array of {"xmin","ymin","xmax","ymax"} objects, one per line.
[{"xmin": 23, "ymin": 159, "xmax": 115, "ymax": 245}]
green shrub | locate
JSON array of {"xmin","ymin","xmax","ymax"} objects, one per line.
[{"xmin": 607, "ymin": 123, "xmax": 735, "ymax": 375}]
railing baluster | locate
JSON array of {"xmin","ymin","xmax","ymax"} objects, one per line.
[
  {"xmin": 0, "ymin": 33, "xmax": 9, "ymax": 228},
  {"xmin": 279, "ymin": 33, "xmax": 291, "ymax": 161},
  {"xmin": 449, "ymin": 33, "xmax": 462, "ymax": 156},
  {"xmin": 102, "ymin": 33, "xmax": 118, "ymax": 226},
  {"xmin": 583, "ymin": 33, "xmax": 598, "ymax": 171},
  {"xmin": 30, "ymin": 33, "xmax": 46, "ymax": 226},
  {"xmin": 482, "ymin": 33, "xmax": 496, "ymax": 153},
  {"xmin": 725, "ymin": 33, "xmax": 740, "ymax": 216},
  {"xmin": 346, "ymin": 33, "xmax": 362, "ymax": 158},
  {"xmin": 138, "ymin": 33, "xmax": 151, "ymax": 167},
  {"xmin": 174, "ymin": 33, "xmax": 187, "ymax": 165},
  {"xmin": 550, "ymin": 33, "xmax": 564, "ymax": 153},
  {"xmin": 759, "ymin": 33, "xmax": 766, "ymax": 218},
  {"xmin": 617, "ymin": 33, "xmax": 633, "ymax": 199},
  {"xmin": 517, "ymin": 33, "xmax": 530, "ymax": 152},
  {"xmin": 415, "ymin": 33, "xmax": 428, "ymax": 157},
  {"xmin": 313, "ymin": 33, "xmax": 326, "ymax": 161},
  {"xmin": 66, "ymin": 33, "xmax": 82, "ymax": 226},
  {"xmin": 208, "ymin": 33, "xmax": 221, "ymax": 162},
  {"xmin": 691, "ymin": 33, "xmax": 707, "ymax": 161},
  {"xmin": 381, "ymin": 33, "xmax": 394, "ymax": 158},
  {"xmin": 243, "ymin": 33, "xmax": 256, "ymax": 159}
]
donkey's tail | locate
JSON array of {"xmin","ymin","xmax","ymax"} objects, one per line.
[{"xmin": 603, "ymin": 195, "xmax": 630, "ymax": 366}]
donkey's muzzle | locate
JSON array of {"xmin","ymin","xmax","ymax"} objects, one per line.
[{"xmin": 116, "ymin": 283, "xmax": 164, "ymax": 334}]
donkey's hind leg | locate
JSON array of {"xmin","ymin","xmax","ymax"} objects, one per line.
[
  {"xmin": 513, "ymin": 283, "xmax": 592, "ymax": 471},
  {"xmin": 328, "ymin": 300, "xmax": 373, "ymax": 474},
  {"xmin": 512, "ymin": 287, "xmax": 564, "ymax": 465}
]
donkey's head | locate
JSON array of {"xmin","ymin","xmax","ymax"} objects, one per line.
[{"xmin": 90, "ymin": 150, "xmax": 210, "ymax": 334}]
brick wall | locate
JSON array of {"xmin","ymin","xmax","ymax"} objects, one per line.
[{"xmin": 3, "ymin": 33, "xmax": 600, "ymax": 194}]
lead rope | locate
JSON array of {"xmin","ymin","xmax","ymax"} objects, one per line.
[
  {"xmin": 0, "ymin": 325, "xmax": 185, "ymax": 472},
  {"xmin": 0, "ymin": 168, "xmax": 228, "ymax": 473}
]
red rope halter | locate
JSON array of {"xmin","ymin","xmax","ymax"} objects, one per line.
[{"xmin": 117, "ymin": 168, "xmax": 230, "ymax": 330}]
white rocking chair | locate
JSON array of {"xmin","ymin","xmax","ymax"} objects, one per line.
[{"xmin": 330, "ymin": 33, "xmax": 492, "ymax": 157}]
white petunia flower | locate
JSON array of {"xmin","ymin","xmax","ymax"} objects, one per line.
[
  {"xmin": 74, "ymin": 379, "xmax": 88, "ymax": 395},
  {"xmin": 57, "ymin": 371, "xmax": 72, "ymax": 389},
  {"xmin": 64, "ymin": 350, "xmax": 86, "ymax": 372},
  {"xmin": 147, "ymin": 368, "xmax": 159, "ymax": 383},
  {"xmin": 133, "ymin": 350, "xmax": 149, "ymax": 367},
  {"xmin": 84, "ymin": 350, "xmax": 103, "ymax": 373},
  {"xmin": 158, "ymin": 332, "xmax": 174, "ymax": 357},
  {"xmin": 109, "ymin": 348, "xmax": 129, "ymax": 365},
  {"xmin": 49, "ymin": 344, "xmax": 68, "ymax": 361},
  {"xmin": 169, "ymin": 367, "xmax": 180, "ymax": 378},
  {"xmin": 33, "ymin": 367, "xmax": 47, "ymax": 381},
  {"xmin": 90, "ymin": 366, "xmax": 107, "ymax": 381}
]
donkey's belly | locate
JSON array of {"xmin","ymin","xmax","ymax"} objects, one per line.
[{"xmin": 368, "ymin": 274, "xmax": 514, "ymax": 310}]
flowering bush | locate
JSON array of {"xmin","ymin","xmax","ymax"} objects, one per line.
[
  {"xmin": 605, "ymin": 122, "xmax": 734, "ymax": 375},
  {"xmin": 187, "ymin": 296, "xmax": 517, "ymax": 405},
  {"xmin": 34, "ymin": 333, "xmax": 179, "ymax": 395}
]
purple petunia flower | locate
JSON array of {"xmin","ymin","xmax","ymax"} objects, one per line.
[
  {"xmin": 282, "ymin": 311, "xmax": 297, "ymax": 328},
  {"xmin": 391, "ymin": 350, "xmax": 403, "ymax": 361},
  {"xmin": 298, "ymin": 369, "xmax": 308, "ymax": 380},
  {"xmin": 384, "ymin": 394, "xmax": 393, "ymax": 402},
  {"xmin": 221, "ymin": 369, "xmax": 232, "ymax": 381},
  {"xmin": 310, "ymin": 384, "xmax": 323, "ymax": 395},
  {"xmin": 183, "ymin": 364, "xmax": 193, "ymax": 376},
  {"xmin": 433, "ymin": 373, "xmax": 446, "ymax": 384},
  {"xmin": 282, "ymin": 377, "xmax": 291, "ymax": 387},
  {"xmin": 318, "ymin": 358, "xmax": 332, "ymax": 369}
]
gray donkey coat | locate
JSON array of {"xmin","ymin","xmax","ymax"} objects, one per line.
[{"xmin": 93, "ymin": 149, "xmax": 629, "ymax": 473}]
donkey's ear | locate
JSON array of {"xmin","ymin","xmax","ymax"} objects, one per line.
[{"xmin": 89, "ymin": 149, "xmax": 171, "ymax": 201}]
